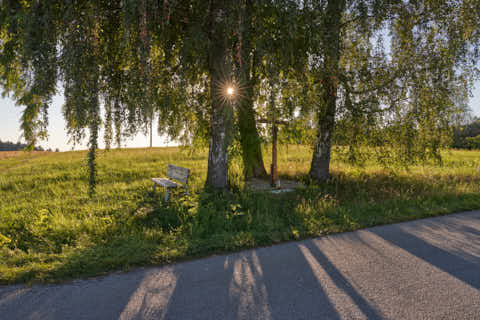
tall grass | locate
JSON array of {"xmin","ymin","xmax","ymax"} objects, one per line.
[{"xmin": 0, "ymin": 146, "xmax": 479, "ymax": 284}]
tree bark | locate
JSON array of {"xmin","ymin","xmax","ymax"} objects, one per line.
[
  {"xmin": 238, "ymin": 80, "xmax": 267, "ymax": 178},
  {"xmin": 206, "ymin": 0, "xmax": 233, "ymax": 190},
  {"xmin": 237, "ymin": 0, "xmax": 267, "ymax": 179},
  {"xmin": 309, "ymin": 0, "xmax": 345, "ymax": 182}
]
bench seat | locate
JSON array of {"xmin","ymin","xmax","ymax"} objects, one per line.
[
  {"xmin": 151, "ymin": 178, "xmax": 179, "ymax": 188},
  {"xmin": 152, "ymin": 164, "xmax": 190, "ymax": 201}
]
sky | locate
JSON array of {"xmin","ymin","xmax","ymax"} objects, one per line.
[
  {"xmin": 0, "ymin": 93, "xmax": 174, "ymax": 151},
  {"xmin": 1, "ymin": 83, "xmax": 480, "ymax": 151}
]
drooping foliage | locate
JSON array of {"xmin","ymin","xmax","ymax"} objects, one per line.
[
  {"xmin": 0, "ymin": 0, "xmax": 479, "ymax": 193},
  {"xmin": 300, "ymin": 0, "xmax": 480, "ymax": 177}
]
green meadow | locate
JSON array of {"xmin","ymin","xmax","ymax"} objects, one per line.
[{"xmin": 1, "ymin": 146, "xmax": 479, "ymax": 284}]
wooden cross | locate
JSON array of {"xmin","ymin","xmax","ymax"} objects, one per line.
[{"xmin": 259, "ymin": 115, "xmax": 288, "ymax": 188}]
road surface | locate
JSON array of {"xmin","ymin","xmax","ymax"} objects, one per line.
[{"xmin": 1, "ymin": 211, "xmax": 480, "ymax": 319}]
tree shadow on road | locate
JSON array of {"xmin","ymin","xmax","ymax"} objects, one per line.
[{"xmin": 371, "ymin": 214, "xmax": 480, "ymax": 290}]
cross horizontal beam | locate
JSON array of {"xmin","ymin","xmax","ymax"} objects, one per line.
[{"xmin": 257, "ymin": 119, "xmax": 289, "ymax": 125}]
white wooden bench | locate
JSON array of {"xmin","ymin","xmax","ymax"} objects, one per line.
[{"xmin": 152, "ymin": 164, "xmax": 190, "ymax": 201}]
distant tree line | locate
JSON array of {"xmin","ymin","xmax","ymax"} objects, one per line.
[
  {"xmin": 0, "ymin": 140, "xmax": 44, "ymax": 151},
  {"xmin": 0, "ymin": 140, "xmax": 60, "ymax": 152},
  {"xmin": 452, "ymin": 117, "xmax": 480, "ymax": 150}
]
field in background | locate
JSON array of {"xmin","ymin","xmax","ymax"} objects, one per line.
[
  {"xmin": 1, "ymin": 146, "xmax": 480, "ymax": 284},
  {"xmin": 0, "ymin": 151, "xmax": 50, "ymax": 160}
]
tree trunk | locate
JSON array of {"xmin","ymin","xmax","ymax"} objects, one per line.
[
  {"xmin": 206, "ymin": 74, "xmax": 233, "ymax": 189},
  {"xmin": 206, "ymin": 0, "xmax": 233, "ymax": 190},
  {"xmin": 237, "ymin": 0, "xmax": 267, "ymax": 179},
  {"xmin": 238, "ymin": 84, "xmax": 267, "ymax": 178},
  {"xmin": 309, "ymin": 0, "xmax": 345, "ymax": 182}
]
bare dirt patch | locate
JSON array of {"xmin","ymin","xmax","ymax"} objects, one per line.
[{"xmin": 246, "ymin": 177, "xmax": 305, "ymax": 192}]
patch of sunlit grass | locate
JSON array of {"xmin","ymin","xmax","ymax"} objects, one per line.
[{"xmin": 0, "ymin": 146, "xmax": 479, "ymax": 284}]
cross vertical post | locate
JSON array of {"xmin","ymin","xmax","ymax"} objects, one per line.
[
  {"xmin": 259, "ymin": 117, "xmax": 287, "ymax": 189},
  {"xmin": 271, "ymin": 121, "xmax": 279, "ymax": 188}
]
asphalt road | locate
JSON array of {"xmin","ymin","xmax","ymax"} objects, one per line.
[{"xmin": 1, "ymin": 211, "xmax": 480, "ymax": 320}]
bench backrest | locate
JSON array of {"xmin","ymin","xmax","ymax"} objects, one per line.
[{"xmin": 166, "ymin": 164, "xmax": 190, "ymax": 184}]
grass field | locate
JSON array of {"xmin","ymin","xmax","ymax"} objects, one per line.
[
  {"xmin": 1, "ymin": 146, "xmax": 480, "ymax": 284},
  {"xmin": 0, "ymin": 151, "xmax": 49, "ymax": 160}
]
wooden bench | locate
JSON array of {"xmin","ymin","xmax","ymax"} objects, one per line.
[{"xmin": 152, "ymin": 164, "xmax": 190, "ymax": 201}]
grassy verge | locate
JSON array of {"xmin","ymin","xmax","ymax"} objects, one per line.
[{"xmin": 1, "ymin": 146, "xmax": 479, "ymax": 284}]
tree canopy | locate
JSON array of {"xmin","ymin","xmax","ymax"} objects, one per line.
[{"xmin": 1, "ymin": 0, "xmax": 479, "ymax": 194}]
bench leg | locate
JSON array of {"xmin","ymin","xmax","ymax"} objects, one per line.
[
  {"xmin": 153, "ymin": 183, "xmax": 157, "ymax": 192},
  {"xmin": 165, "ymin": 188, "xmax": 170, "ymax": 201}
]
